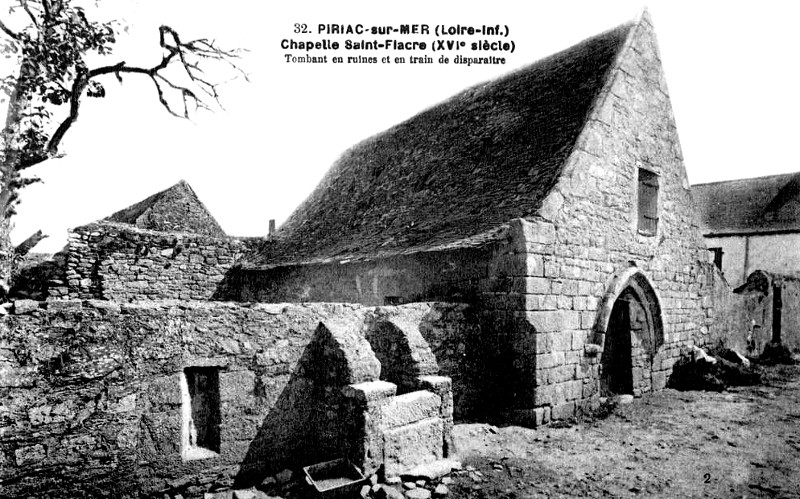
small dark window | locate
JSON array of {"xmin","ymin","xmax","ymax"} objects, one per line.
[
  {"xmin": 709, "ymin": 247, "xmax": 724, "ymax": 270},
  {"xmin": 384, "ymin": 296, "xmax": 402, "ymax": 306},
  {"xmin": 637, "ymin": 169, "xmax": 659, "ymax": 235},
  {"xmin": 184, "ymin": 367, "xmax": 221, "ymax": 454}
]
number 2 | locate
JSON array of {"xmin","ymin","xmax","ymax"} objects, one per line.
[{"xmin": 703, "ymin": 473, "xmax": 711, "ymax": 483}]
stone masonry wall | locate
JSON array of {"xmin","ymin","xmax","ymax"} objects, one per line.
[
  {"xmin": 59, "ymin": 222, "xmax": 258, "ymax": 302},
  {"xmin": 485, "ymin": 14, "xmax": 719, "ymax": 424},
  {"xmin": 222, "ymin": 246, "xmax": 495, "ymax": 305},
  {"xmin": 223, "ymin": 246, "xmax": 518, "ymax": 421},
  {"xmin": 0, "ymin": 299, "xmax": 470, "ymax": 498}
]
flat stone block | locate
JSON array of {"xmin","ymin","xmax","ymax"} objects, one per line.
[
  {"xmin": 551, "ymin": 401, "xmax": 575, "ymax": 421},
  {"xmin": 521, "ymin": 220, "xmax": 556, "ymax": 245},
  {"xmin": 416, "ymin": 376, "xmax": 451, "ymax": 393},
  {"xmin": 381, "ymin": 391, "xmax": 441, "ymax": 429},
  {"xmin": 15, "ymin": 444, "xmax": 46, "ymax": 466},
  {"xmin": 406, "ymin": 488, "xmax": 431, "ymax": 499},
  {"xmin": 526, "ymin": 311, "xmax": 580, "ymax": 333},
  {"xmin": 652, "ymin": 370, "xmax": 667, "ymax": 390},
  {"xmin": 526, "ymin": 277, "xmax": 551, "ymax": 294},
  {"xmin": 383, "ymin": 418, "xmax": 443, "ymax": 477},
  {"xmin": 13, "ymin": 300, "xmax": 40, "ymax": 314},
  {"xmin": 344, "ymin": 381, "xmax": 397, "ymax": 403},
  {"xmin": 401, "ymin": 458, "xmax": 461, "ymax": 481},
  {"xmin": 45, "ymin": 300, "xmax": 82, "ymax": 312},
  {"xmin": 507, "ymin": 408, "xmax": 547, "ymax": 428}
]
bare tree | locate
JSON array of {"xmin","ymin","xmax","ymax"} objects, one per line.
[{"xmin": 0, "ymin": 0, "xmax": 245, "ymax": 285}]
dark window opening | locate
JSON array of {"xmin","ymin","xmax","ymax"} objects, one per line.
[
  {"xmin": 184, "ymin": 367, "xmax": 221, "ymax": 453},
  {"xmin": 709, "ymin": 247, "xmax": 724, "ymax": 270},
  {"xmin": 637, "ymin": 169, "xmax": 659, "ymax": 235}
]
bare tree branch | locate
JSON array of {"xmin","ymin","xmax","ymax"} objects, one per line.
[
  {"xmin": 41, "ymin": 0, "xmax": 51, "ymax": 22},
  {"xmin": 19, "ymin": 0, "xmax": 40, "ymax": 28},
  {"xmin": 0, "ymin": 18, "xmax": 21, "ymax": 40},
  {"xmin": 14, "ymin": 229, "xmax": 47, "ymax": 257},
  {"xmin": 1, "ymin": 9, "xmax": 245, "ymax": 221},
  {"xmin": 39, "ymin": 24, "xmax": 244, "ymax": 161}
]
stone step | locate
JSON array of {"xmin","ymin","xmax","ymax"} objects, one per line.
[{"xmin": 399, "ymin": 459, "xmax": 462, "ymax": 482}]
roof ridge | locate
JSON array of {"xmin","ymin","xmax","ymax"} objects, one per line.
[
  {"xmin": 693, "ymin": 171, "xmax": 800, "ymax": 187},
  {"xmin": 763, "ymin": 173, "xmax": 800, "ymax": 215}
]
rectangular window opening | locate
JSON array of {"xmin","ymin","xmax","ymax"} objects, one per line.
[
  {"xmin": 637, "ymin": 169, "xmax": 659, "ymax": 235},
  {"xmin": 709, "ymin": 247, "xmax": 724, "ymax": 270},
  {"xmin": 181, "ymin": 367, "xmax": 221, "ymax": 460},
  {"xmin": 384, "ymin": 296, "xmax": 403, "ymax": 306}
]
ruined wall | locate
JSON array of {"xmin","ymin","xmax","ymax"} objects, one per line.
[
  {"xmin": 705, "ymin": 266, "xmax": 750, "ymax": 352},
  {"xmin": 224, "ymin": 247, "xmax": 518, "ymax": 421},
  {"xmin": 497, "ymin": 14, "xmax": 717, "ymax": 424},
  {"xmin": 773, "ymin": 276, "xmax": 800, "ymax": 352},
  {"xmin": 0, "ymin": 300, "xmax": 470, "ymax": 498},
  {"xmin": 60, "ymin": 222, "xmax": 256, "ymax": 301},
  {"xmin": 222, "ymin": 246, "xmax": 495, "ymax": 305},
  {"xmin": 735, "ymin": 274, "xmax": 800, "ymax": 353}
]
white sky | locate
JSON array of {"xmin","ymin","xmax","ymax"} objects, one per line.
[{"xmin": 3, "ymin": 1, "xmax": 799, "ymax": 253}]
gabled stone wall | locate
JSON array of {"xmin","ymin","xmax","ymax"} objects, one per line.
[
  {"xmin": 59, "ymin": 222, "xmax": 259, "ymax": 301},
  {"xmin": 498, "ymin": 13, "xmax": 717, "ymax": 423}
]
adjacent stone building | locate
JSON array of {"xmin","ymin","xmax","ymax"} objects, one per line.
[{"xmin": 693, "ymin": 172, "xmax": 800, "ymax": 287}]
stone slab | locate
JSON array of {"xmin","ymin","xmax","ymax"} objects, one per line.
[
  {"xmin": 381, "ymin": 391, "xmax": 441, "ymax": 429},
  {"xmin": 383, "ymin": 418, "xmax": 443, "ymax": 477}
]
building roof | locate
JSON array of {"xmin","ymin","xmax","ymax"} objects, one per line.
[
  {"xmin": 692, "ymin": 172, "xmax": 800, "ymax": 236},
  {"xmin": 246, "ymin": 18, "xmax": 638, "ymax": 268},
  {"xmin": 103, "ymin": 180, "xmax": 226, "ymax": 237}
]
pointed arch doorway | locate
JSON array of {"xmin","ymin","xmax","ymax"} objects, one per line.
[{"xmin": 596, "ymin": 269, "xmax": 664, "ymax": 397}]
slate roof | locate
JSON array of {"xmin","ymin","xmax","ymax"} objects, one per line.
[
  {"xmin": 247, "ymin": 19, "xmax": 636, "ymax": 268},
  {"xmin": 692, "ymin": 172, "xmax": 800, "ymax": 236},
  {"xmin": 104, "ymin": 180, "xmax": 226, "ymax": 237}
]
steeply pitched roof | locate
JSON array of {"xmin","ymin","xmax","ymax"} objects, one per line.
[
  {"xmin": 104, "ymin": 180, "xmax": 226, "ymax": 237},
  {"xmin": 247, "ymin": 18, "xmax": 638, "ymax": 268},
  {"xmin": 692, "ymin": 172, "xmax": 800, "ymax": 236}
]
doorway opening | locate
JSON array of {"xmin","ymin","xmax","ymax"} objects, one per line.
[
  {"xmin": 601, "ymin": 288, "xmax": 635, "ymax": 396},
  {"xmin": 597, "ymin": 270, "xmax": 663, "ymax": 397}
]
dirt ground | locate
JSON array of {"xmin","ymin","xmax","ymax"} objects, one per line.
[{"xmin": 447, "ymin": 363, "xmax": 800, "ymax": 499}]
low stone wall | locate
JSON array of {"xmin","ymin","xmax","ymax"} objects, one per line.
[
  {"xmin": 0, "ymin": 299, "xmax": 470, "ymax": 498},
  {"xmin": 59, "ymin": 222, "xmax": 260, "ymax": 301}
]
